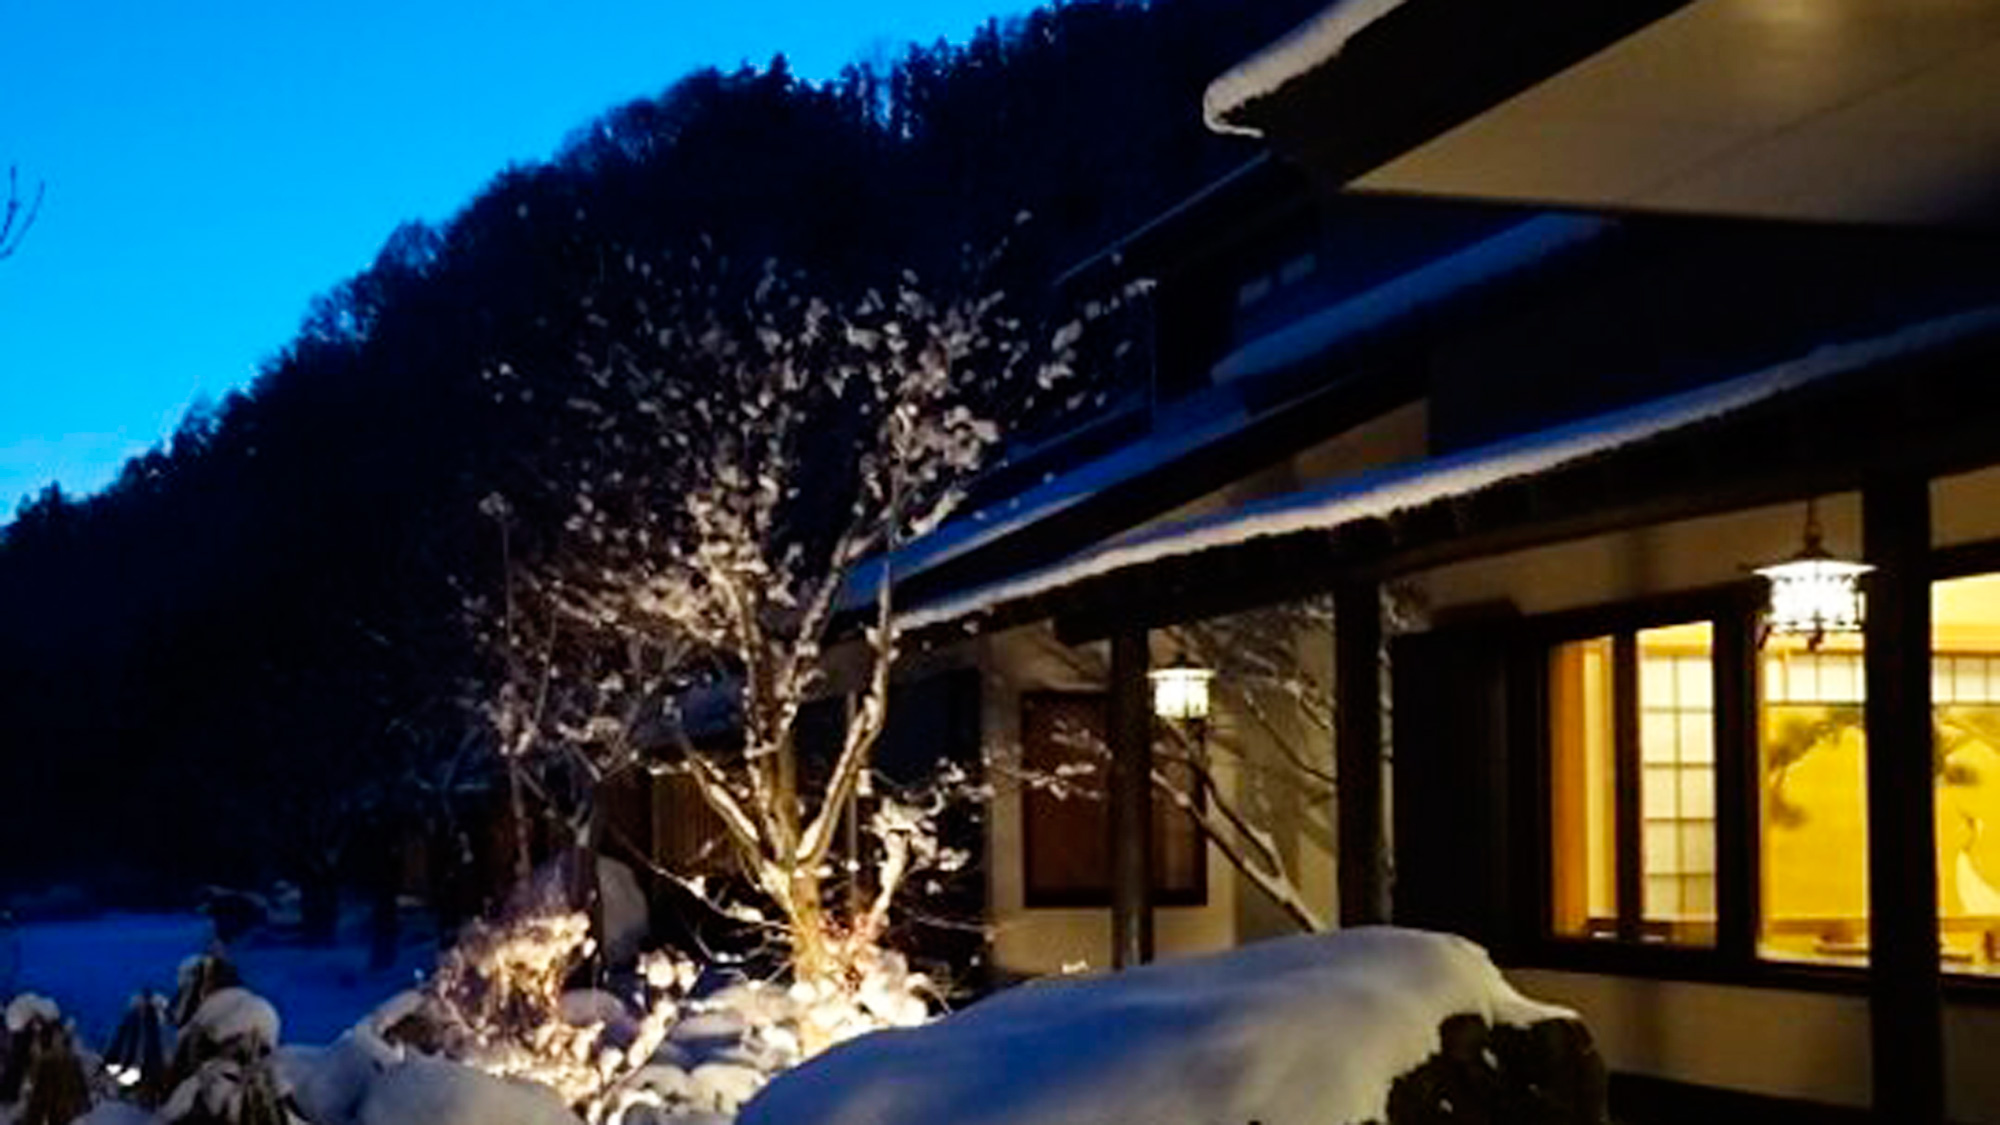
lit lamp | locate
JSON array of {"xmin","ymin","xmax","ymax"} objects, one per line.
[
  {"xmin": 1756, "ymin": 500, "xmax": 1871, "ymax": 650},
  {"xmin": 1149, "ymin": 655, "xmax": 1214, "ymax": 724}
]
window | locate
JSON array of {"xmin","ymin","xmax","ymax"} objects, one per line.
[
  {"xmin": 1536, "ymin": 562, "xmax": 2000, "ymax": 977},
  {"xmin": 1547, "ymin": 622, "xmax": 1717, "ymax": 945},
  {"xmin": 1932, "ymin": 573, "xmax": 2000, "ymax": 975},
  {"xmin": 1020, "ymin": 692, "xmax": 1204, "ymax": 907},
  {"xmin": 1757, "ymin": 573, "xmax": 2000, "ymax": 975},
  {"xmin": 1758, "ymin": 635, "xmax": 1869, "ymax": 966}
]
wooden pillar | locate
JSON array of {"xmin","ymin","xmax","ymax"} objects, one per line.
[
  {"xmin": 1863, "ymin": 477, "xmax": 1944, "ymax": 1124},
  {"xmin": 1108, "ymin": 630, "xmax": 1155, "ymax": 967},
  {"xmin": 1714, "ymin": 604, "xmax": 1760, "ymax": 963},
  {"xmin": 1336, "ymin": 579, "xmax": 1388, "ymax": 926}
]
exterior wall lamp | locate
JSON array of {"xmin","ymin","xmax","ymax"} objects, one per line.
[
  {"xmin": 1757, "ymin": 499, "xmax": 1871, "ymax": 650},
  {"xmin": 1149, "ymin": 654, "xmax": 1215, "ymax": 724}
]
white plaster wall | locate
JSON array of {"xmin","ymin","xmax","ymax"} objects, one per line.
[
  {"xmin": 1946, "ymin": 1003, "xmax": 2000, "ymax": 1124},
  {"xmin": 975, "ymin": 614, "xmax": 1340, "ymax": 975},
  {"xmin": 978, "ymin": 622, "xmax": 1243, "ymax": 974},
  {"xmin": 1935, "ymin": 462, "xmax": 2000, "ymax": 550},
  {"xmin": 1513, "ymin": 968, "xmax": 2000, "ymax": 1122},
  {"xmin": 1508, "ymin": 970, "xmax": 1873, "ymax": 1109},
  {"xmin": 1412, "ymin": 494, "xmax": 1863, "ymax": 619}
]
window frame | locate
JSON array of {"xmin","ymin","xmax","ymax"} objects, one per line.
[
  {"xmin": 1520, "ymin": 586, "xmax": 1769, "ymax": 973},
  {"xmin": 1018, "ymin": 690, "xmax": 1208, "ymax": 910},
  {"xmin": 1514, "ymin": 566, "xmax": 2000, "ymax": 1002}
]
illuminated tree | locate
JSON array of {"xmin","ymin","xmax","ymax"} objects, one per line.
[{"xmin": 479, "ymin": 245, "xmax": 1093, "ymax": 1053}]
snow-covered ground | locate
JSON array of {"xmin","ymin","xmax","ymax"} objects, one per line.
[{"xmin": 6, "ymin": 911, "xmax": 431, "ymax": 1045}]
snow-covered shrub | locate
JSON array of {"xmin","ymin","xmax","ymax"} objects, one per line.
[
  {"xmin": 3, "ymin": 994, "xmax": 93, "ymax": 1125},
  {"xmin": 161, "ymin": 988, "xmax": 288, "ymax": 1125},
  {"xmin": 159, "ymin": 1056, "xmax": 292, "ymax": 1125},
  {"xmin": 386, "ymin": 906, "xmax": 932, "ymax": 1123},
  {"xmin": 1, "ymin": 993, "xmax": 61, "ymax": 1101},
  {"xmin": 171, "ymin": 955, "xmax": 243, "ymax": 1028},
  {"xmin": 103, "ymin": 991, "xmax": 171, "ymax": 1105}
]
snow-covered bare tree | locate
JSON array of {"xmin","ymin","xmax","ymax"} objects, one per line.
[
  {"xmin": 1037, "ymin": 585, "xmax": 1425, "ymax": 935},
  {"xmin": 477, "ymin": 244, "xmax": 1106, "ymax": 1052}
]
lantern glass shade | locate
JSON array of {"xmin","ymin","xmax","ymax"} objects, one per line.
[
  {"xmin": 1756, "ymin": 554, "xmax": 1872, "ymax": 640},
  {"xmin": 1149, "ymin": 663, "xmax": 1215, "ymax": 722}
]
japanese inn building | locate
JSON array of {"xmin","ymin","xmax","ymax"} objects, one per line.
[{"xmin": 612, "ymin": 1, "xmax": 2000, "ymax": 1121}]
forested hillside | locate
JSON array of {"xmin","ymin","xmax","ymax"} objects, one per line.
[{"xmin": 0, "ymin": 0, "xmax": 1317, "ymax": 899}]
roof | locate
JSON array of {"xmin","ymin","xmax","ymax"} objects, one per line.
[
  {"xmin": 846, "ymin": 211, "xmax": 1615, "ymax": 614},
  {"xmin": 897, "ymin": 303, "xmax": 2000, "ymax": 635}
]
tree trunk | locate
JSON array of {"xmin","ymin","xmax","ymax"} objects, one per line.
[{"xmin": 786, "ymin": 867, "xmax": 842, "ymax": 1056}]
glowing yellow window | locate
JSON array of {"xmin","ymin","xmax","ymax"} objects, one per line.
[
  {"xmin": 1758, "ymin": 633, "xmax": 1869, "ymax": 966},
  {"xmin": 1933, "ymin": 573, "xmax": 2000, "ymax": 975},
  {"xmin": 1549, "ymin": 623, "xmax": 1716, "ymax": 945},
  {"xmin": 1550, "ymin": 636, "xmax": 1616, "ymax": 938},
  {"xmin": 1639, "ymin": 623, "xmax": 1717, "ymax": 937}
]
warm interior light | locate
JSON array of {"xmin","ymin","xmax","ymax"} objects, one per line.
[
  {"xmin": 1149, "ymin": 659, "xmax": 1214, "ymax": 722},
  {"xmin": 1757, "ymin": 502, "xmax": 1870, "ymax": 647},
  {"xmin": 1759, "ymin": 555, "xmax": 1871, "ymax": 637}
]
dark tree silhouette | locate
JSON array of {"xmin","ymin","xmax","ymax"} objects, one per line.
[{"xmin": 0, "ymin": 0, "xmax": 1325, "ymax": 910}]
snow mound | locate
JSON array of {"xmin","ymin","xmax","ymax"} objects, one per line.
[
  {"xmin": 357, "ymin": 1056, "xmax": 583, "ymax": 1125},
  {"xmin": 187, "ymin": 987, "xmax": 281, "ymax": 1052},
  {"xmin": 741, "ymin": 927, "xmax": 1574, "ymax": 1125},
  {"xmin": 277, "ymin": 1032, "xmax": 399, "ymax": 1125},
  {"xmin": 72, "ymin": 1101, "xmax": 156, "ymax": 1125}
]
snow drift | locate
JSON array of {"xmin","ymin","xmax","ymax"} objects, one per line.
[{"xmin": 741, "ymin": 927, "xmax": 1578, "ymax": 1125}]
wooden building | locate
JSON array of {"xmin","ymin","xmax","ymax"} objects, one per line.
[{"xmin": 855, "ymin": 1, "xmax": 2000, "ymax": 1120}]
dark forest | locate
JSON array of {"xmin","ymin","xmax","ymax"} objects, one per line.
[{"xmin": 0, "ymin": 0, "xmax": 1321, "ymax": 908}]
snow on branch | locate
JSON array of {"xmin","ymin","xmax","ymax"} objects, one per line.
[{"xmin": 474, "ymin": 241, "xmax": 1101, "ymax": 1054}]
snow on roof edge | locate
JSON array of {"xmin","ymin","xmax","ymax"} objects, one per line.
[
  {"xmin": 1204, "ymin": 0, "xmax": 1414, "ymax": 136},
  {"xmin": 900, "ymin": 304, "xmax": 2000, "ymax": 633},
  {"xmin": 850, "ymin": 217, "xmax": 1609, "ymax": 616},
  {"xmin": 840, "ymin": 403, "xmax": 1256, "ymax": 610}
]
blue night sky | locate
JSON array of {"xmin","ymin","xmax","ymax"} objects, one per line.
[{"xmin": 0, "ymin": 0, "xmax": 1015, "ymax": 518}]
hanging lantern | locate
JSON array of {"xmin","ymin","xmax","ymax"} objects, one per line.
[
  {"xmin": 1149, "ymin": 655, "xmax": 1215, "ymax": 722},
  {"xmin": 1757, "ymin": 500, "xmax": 1871, "ymax": 649}
]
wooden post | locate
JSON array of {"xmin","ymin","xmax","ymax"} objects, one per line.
[
  {"xmin": 1714, "ymin": 603, "xmax": 1760, "ymax": 962},
  {"xmin": 1336, "ymin": 579, "xmax": 1388, "ymax": 926},
  {"xmin": 1863, "ymin": 478, "xmax": 1944, "ymax": 1124},
  {"xmin": 1108, "ymin": 630, "xmax": 1155, "ymax": 967}
]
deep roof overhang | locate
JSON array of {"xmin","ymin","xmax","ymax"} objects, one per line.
[
  {"xmin": 1209, "ymin": 0, "xmax": 1696, "ymax": 185},
  {"xmin": 1217, "ymin": 0, "xmax": 2000, "ymax": 227},
  {"xmin": 1353, "ymin": 0, "xmax": 2000, "ymax": 227}
]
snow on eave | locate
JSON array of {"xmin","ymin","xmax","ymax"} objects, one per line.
[
  {"xmin": 840, "ymin": 403, "xmax": 1255, "ymax": 613},
  {"xmin": 854, "ymin": 217, "xmax": 1608, "ymax": 617},
  {"xmin": 899, "ymin": 304, "xmax": 2000, "ymax": 633},
  {"xmin": 1211, "ymin": 213, "xmax": 1615, "ymax": 385},
  {"xmin": 1204, "ymin": 0, "xmax": 1414, "ymax": 137}
]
